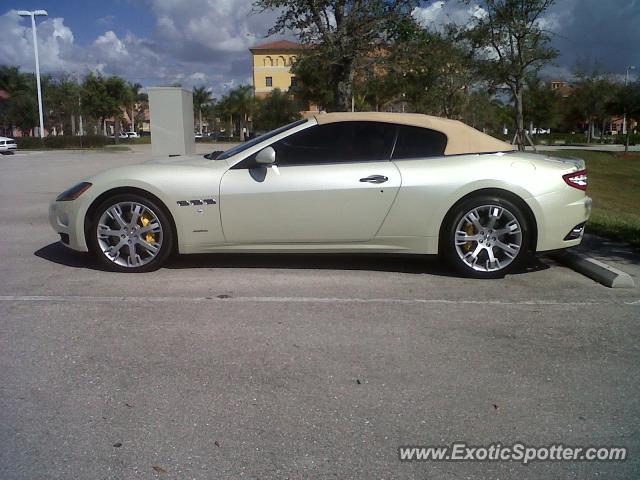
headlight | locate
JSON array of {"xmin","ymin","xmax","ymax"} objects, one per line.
[{"xmin": 56, "ymin": 182, "xmax": 92, "ymax": 201}]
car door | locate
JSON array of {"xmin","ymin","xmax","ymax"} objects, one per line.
[{"xmin": 219, "ymin": 121, "xmax": 401, "ymax": 243}]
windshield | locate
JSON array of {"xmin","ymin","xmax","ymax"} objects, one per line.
[{"xmin": 213, "ymin": 119, "xmax": 309, "ymax": 160}]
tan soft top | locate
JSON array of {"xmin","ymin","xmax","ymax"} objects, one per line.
[{"xmin": 313, "ymin": 112, "xmax": 515, "ymax": 156}]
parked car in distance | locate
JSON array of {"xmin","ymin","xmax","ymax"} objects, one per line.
[
  {"xmin": 49, "ymin": 112, "xmax": 591, "ymax": 277},
  {"xmin": 526, "ymin": 128, "xmax": 551, "ymax": 135},
  {"xmin": 109, "ymin": 133, "xmax": 130, "ymax": 140},
  {"xmin": 0, "ymin": 136, "xmax": 17, "ymax": 154},
  {"xmin": 126, "ymin": 132, "xmax": 139, "ymax": 139},
  {"xmin": 195, "ymin": 133, "xmax": 203, "ymax": 139}
]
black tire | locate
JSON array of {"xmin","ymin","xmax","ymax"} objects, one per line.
[
  {"xmin": 87, "ymin": 193, "xmax": 174, "ymax": 273},
  {"xmin": 441, "ymin": 195, "xmax": 532, "ymax": 279}
]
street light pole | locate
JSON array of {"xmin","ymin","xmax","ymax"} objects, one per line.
[
  {"xmin": 622, "ymin": 65, "xmax": 635, "ymax": 135},
  {"xmin": 17, "ymin": 10, "xmax": 48, "ymax": 139}
]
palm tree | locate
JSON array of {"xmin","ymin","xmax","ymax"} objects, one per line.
[
  {"xmin": 104, "ymin": 76, "xmax": 131, "ymax": 144},
  {"xmin": 214, "ymin": 95, "xmax": 235, "ymax": 138},
  {"xmin": 128, "ymin": 82, "xmax": 144, "ymax": 132},
  {"xmin": 227, "ymin": 85, "xmax": 257, "ymax": 141},
  {"xmin": 192, "ymin": 86, "xmax": 214, "ymax": 135}
]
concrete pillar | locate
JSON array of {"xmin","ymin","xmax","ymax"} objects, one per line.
[{"xmin": 148, "ymin": 87, "xmax": 195, "ymax": 157}]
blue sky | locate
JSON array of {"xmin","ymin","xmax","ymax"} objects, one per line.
[
  {"xmin": 1, "ymin": 0, "xmax": 638, "ymax": 97},
  {"xmin": 10, "ymin": 0, "xmax": 156, "ymax": 44}
]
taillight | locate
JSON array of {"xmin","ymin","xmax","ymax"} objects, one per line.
[{"xmin": 563, "ymin": 169, "xmax": 587, "ymax": 191}]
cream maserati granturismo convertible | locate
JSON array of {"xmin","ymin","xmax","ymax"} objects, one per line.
[{"xmin": 49, "ymin": 112, "xmax": 591, "ymax": 277}]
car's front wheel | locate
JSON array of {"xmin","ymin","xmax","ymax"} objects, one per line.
[
  {"xmin": 88, "ymin": 194, "xmax": 174, "ymax": 272},
  {"xmin": 442, "ymin": 195, "xmax": 531, "ymax": 278}
]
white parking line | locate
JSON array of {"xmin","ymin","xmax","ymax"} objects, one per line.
[{"xmin": 0, "ymin": 295, "xmax": 637, "ymax": 306}]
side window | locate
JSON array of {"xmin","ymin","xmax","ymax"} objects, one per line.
[
  {"xmin": 272, "ymin": 122, "xmax": 396, "ymax": 166},
  {"xmin": 392, "ymin": 125, "xmax": 447, "ymax": 159}
]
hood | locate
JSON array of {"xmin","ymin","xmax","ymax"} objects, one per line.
[{"xmin": 146, "ymin": 154, "xmax": 227, "ymax": 167}]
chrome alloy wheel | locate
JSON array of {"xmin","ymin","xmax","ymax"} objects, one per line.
[
  {"xmin": 454, "ymin": 204, "xmax": 523, "ymax": 272},
  {"xmin": 96, "ymin": 201, "xmax": 163, "ymax": 268}
]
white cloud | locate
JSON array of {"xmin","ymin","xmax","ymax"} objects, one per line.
[
  {"xmin": 97, "ymin": 15, "xmax": 114, "ymax": 27},
  {"xmin": 93, "ymin": 31, "xmax": 129, "ymax": 59},
  {"xmin": 148, "ymin": 0, "xmax": 277, "ymax": 54},
  {"xmin": 412, "ymin": 1, "xmax": 486, "ymax": 31},
  {"xmin": 189, "ymin": 72, "xmax": 207, "ymax": 82},
  {"xmin": 0, "ymin": 11, "xmax": 75, "ymax": 72}
]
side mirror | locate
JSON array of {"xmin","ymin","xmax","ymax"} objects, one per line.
[{"xmin": 255, "ymin": 146, "xmax": 276, "ymax": 165}]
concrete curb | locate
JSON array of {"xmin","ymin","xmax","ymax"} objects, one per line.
[{"xmin": 556, "ymin": 251, "xmax": 635, "ymax": 288}]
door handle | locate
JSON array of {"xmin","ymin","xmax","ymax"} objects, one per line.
[{"xmin": 359, "ymin": 175, "xmax": 389, "ymax": 184}]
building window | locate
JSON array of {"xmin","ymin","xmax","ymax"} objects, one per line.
[
  {"xmin": 290, "ymin": 76, "xmax": 298, "ymax": 87},
  {"xmin": 264, "ymin": 56, "xmax": 273, "ymax": 67},
  {"xmin": 265, "ymin": 77, "xmax": 273, "ymax": 87}
]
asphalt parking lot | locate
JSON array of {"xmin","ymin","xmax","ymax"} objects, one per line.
[{"xmin": 1, "ymin": 148, "xmax": 639, "ymax": 479}]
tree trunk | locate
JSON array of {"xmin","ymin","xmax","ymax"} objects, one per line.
[
  {"xmin": 587, "ymin": 117, "xmax": 592, "ymax": 143},
  {"xmin": 336, "ymin": 81, "xmax": 350, "ymax": 111},
  {"xmin": 71, "ymin": 115, "xmax": 76, "ymax": 136},
  {"xmin": 625, "ymin": 122, "xmax": 630, "ymax": 154},
  {"xmin": 514, "ymin": 85, "xmax": 525, "ymax": 151},
  {"xmin": 333, "ymin": 62, "xmax": 354, "ymax": 112},
  {"xmin": 114, "ymin": 117, "xmax": 120, "ymax": 145},
  {"xmin": 199, "ymin": 109, "xmax": 203, "ymax": 135}
]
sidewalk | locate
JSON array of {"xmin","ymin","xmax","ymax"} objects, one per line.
[{"xmin": 526, "ymin": 144, "xmax": 640, "ymax": 152}]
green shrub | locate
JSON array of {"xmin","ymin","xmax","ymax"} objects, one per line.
[
  {"xmin": 533, "ymin": 133, "xmax": 587, "ymax": 145},
  {"xmin": 125, "ymin": 136, "xmax": 151, "ymax": 144},
  {"xmin": 15, "ymin": 137, "xmax": 45, "ymax": 149},
  {"xmin": 16, "ymin": 135, "xmax": 108, "ymax": 149}
]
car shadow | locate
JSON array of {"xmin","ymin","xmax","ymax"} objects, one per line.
[
  {"xmin": 35, "ymin": 242, "xmax": 102, "ymax": 270},
  {"xmin": 35, "ymin": 241, "xmax": 550, "ymax": 278}
]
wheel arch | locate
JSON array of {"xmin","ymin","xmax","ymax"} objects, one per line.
[
  {"xmin": 437, "ymin": 187, "xmax": 538, "ymax": 254},
  {"xmin": 84, "ymin": 186, "xmax": 179, "ymax": 250}
]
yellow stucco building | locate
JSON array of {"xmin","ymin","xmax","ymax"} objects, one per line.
[{"xmin": 250, "ymin": 40, "xmax": 304, "ymax": 98}]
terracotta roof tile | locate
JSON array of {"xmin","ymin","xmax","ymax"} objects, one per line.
[{"xmin": 250, "ymin": 39, "xmax": 304, "ymax": 51}]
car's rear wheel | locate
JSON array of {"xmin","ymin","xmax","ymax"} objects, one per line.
[
  {"xmin": 442, "ymin": 195, "xmax": 531, "ymax": 278},
  {"xmin": 88, "ymin": 194, "xmax": 173, "ymax": 272}
]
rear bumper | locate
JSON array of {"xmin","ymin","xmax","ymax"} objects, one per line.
[{"xmin": 529, "ymin": 192, "xmax": 592, "ymax": 252}]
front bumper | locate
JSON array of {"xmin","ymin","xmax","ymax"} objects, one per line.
[{"xmin": 49, "ymin": 200, "xmax": 89, "ymax": 252}]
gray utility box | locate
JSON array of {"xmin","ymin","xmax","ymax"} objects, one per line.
[{"xmin": 148, "ymin": 87, "xmax": 195, "ymax": 157}]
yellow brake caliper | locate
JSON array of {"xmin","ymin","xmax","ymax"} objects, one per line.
[
  {"xmin": 140, "ymin": 213, "xmax": 156, "ymax": 243},
  {"xmin": 464, "ymin": 223, "xmax": 475, "ymax": 252}
]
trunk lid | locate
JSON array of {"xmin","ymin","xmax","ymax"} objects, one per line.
[{"xmin": 507, "ymin": 152, "xmax": 585, "ymax": 171}]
